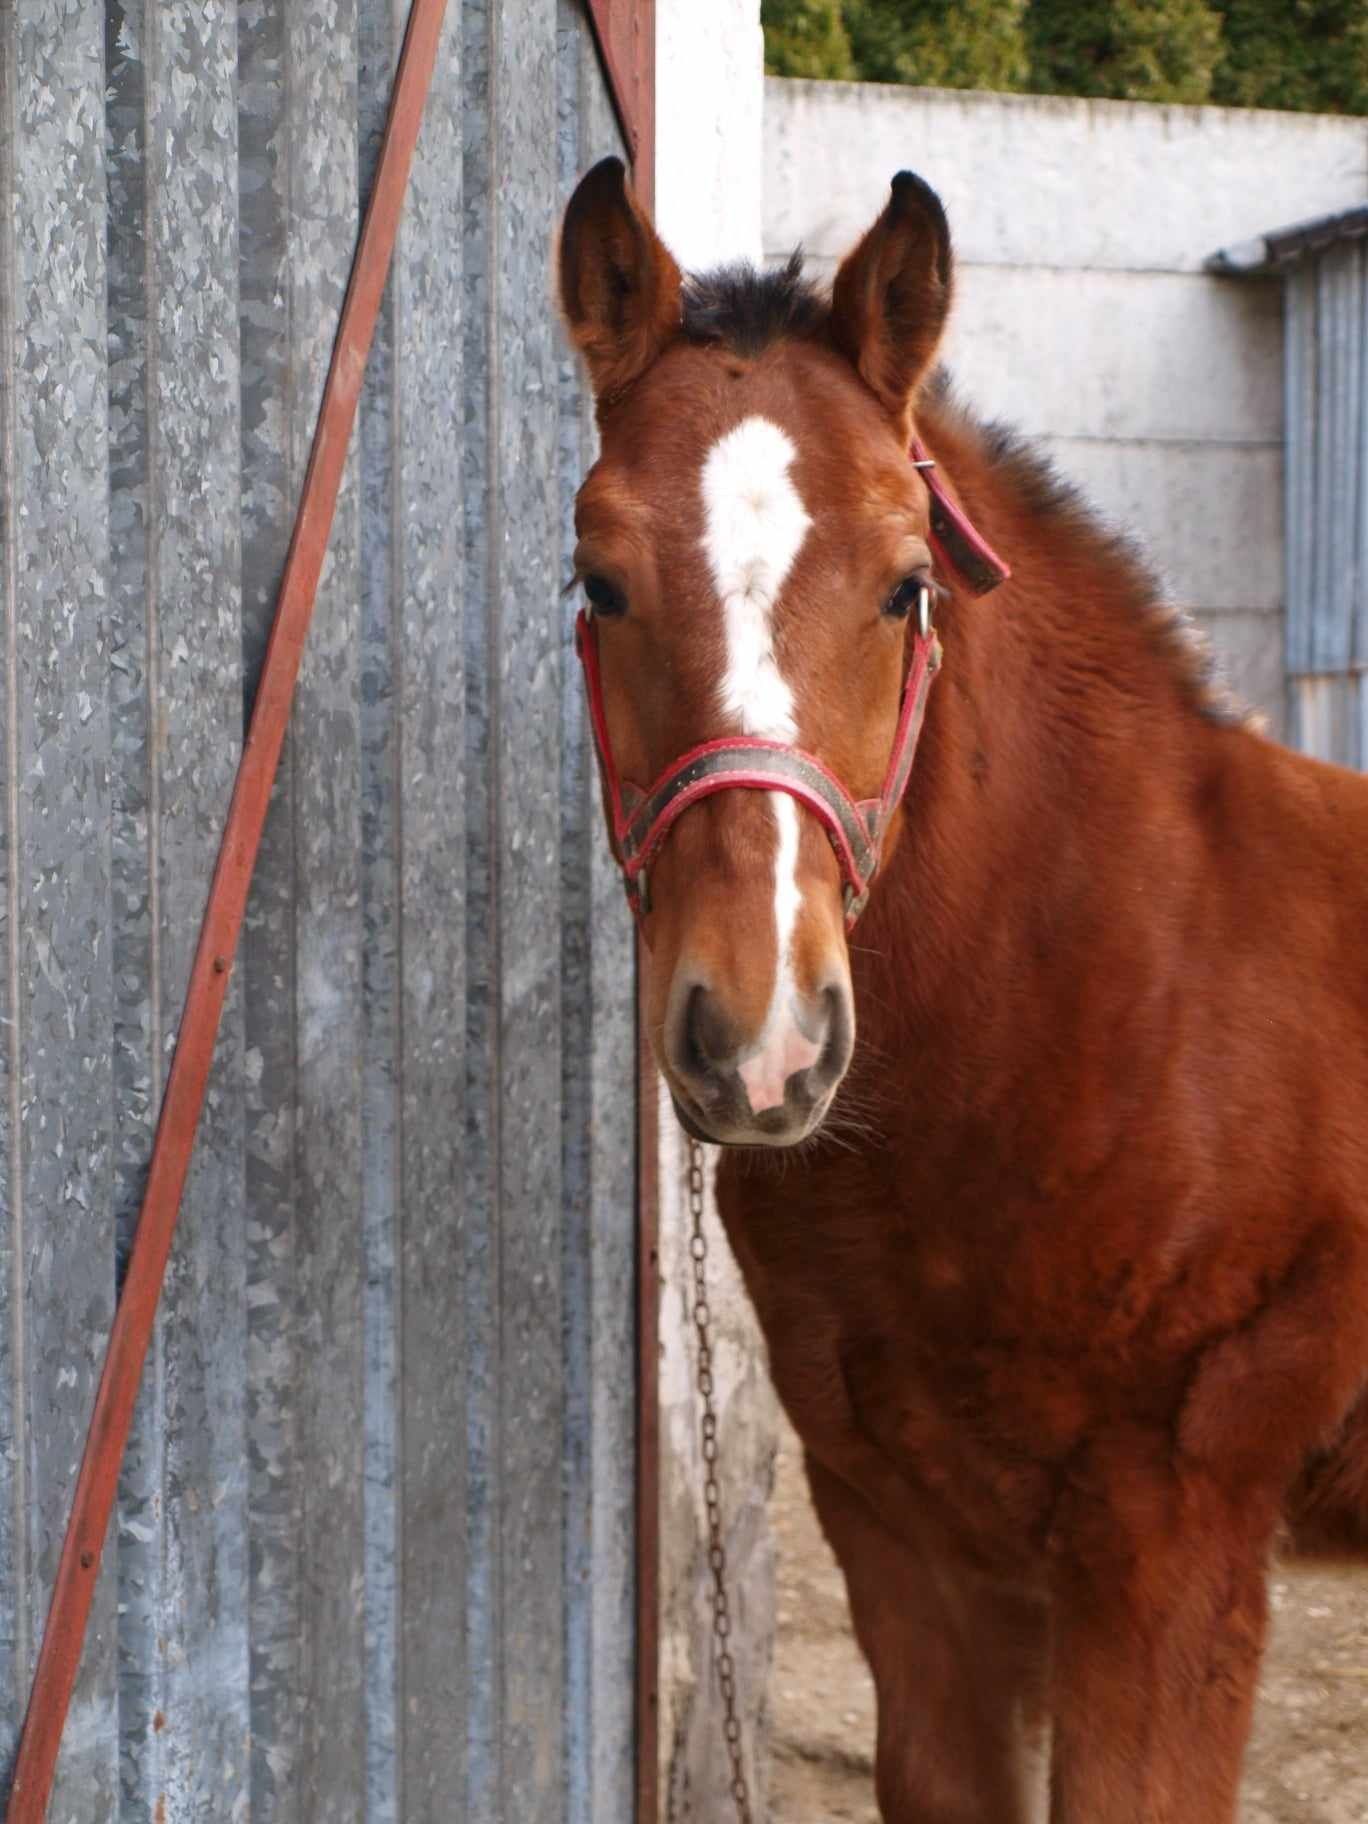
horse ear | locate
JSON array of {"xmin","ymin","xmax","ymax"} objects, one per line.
[
  {"xmin": 560, "ymin": 156, "xmax": 683, "ymax": 405},
  {"xmin": 829, "ymin": 172, "xmax": 953, "ymax": 430}
]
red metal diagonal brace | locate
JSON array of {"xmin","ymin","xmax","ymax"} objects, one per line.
[
  {"xmin": 585, "ymin": 0, "xmax": 656, "ymax": 215},
  {"xmin": 3, "ymin": 2, "xmax": 449, "ymax": 1814}
]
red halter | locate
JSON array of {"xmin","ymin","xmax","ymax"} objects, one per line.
[{"xmin": 575, "ymin": 439, "xmax": 1010, "ymax": 930}]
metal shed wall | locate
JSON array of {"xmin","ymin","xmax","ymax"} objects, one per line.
[
  {"xmin": 1284, "ymin": 247, "xmax": 1368, "ymax": 767},
  {"xmin": 0, "ymin": 3, "xmax": 636, "ymax": 1818}
]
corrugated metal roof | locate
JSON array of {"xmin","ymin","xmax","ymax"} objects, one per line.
[{"xmin": 1208, "ymin": 203, "xmax": 1368, "ymax": 275}]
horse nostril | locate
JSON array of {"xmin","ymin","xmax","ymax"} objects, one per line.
[
  {"xmin": 683, "ymin": 983, "xmax": 741, "ymax": 1076},
  {"xmin": 674, "ymin": 976, "xmax": 855, "ymax": 1128},
  {"xmin": 813, "ymin": 982, "xmax": 854, "ymax": 1089}
]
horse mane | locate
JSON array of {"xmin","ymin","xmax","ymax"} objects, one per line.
[
  {"xmin": 922, "ymin": 374, "xmax": 1255, "ymax": 731},
  {"xmin": 681, "ymin": 254, "xmax": 1254, "ymax": 732}
]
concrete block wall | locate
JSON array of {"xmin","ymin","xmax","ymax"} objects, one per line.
[{"xmin": 765, "ymin": 80, "xmax": 1368, "ymax": 737}]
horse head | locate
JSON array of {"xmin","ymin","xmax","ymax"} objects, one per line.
[{"xmin": 560, "ymin": 157, "xmax": 964, "ymax": 1147}]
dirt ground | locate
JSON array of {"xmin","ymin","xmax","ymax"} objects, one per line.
[{"xmin": 769, "ymin": 1416, "xmax": 1368, "ymax": 1823}]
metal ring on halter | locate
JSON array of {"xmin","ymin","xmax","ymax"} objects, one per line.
[{"xmin": 917, "ymin": 583, "xmax": 931, "ymax": 639}]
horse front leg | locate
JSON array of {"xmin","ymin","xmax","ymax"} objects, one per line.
[
  {"xmin": 806, "ymin": 1454, "xmax": 1051, "ymax": 1824},
  {"xmin": 1047, "ymin": 1428, "xmax": 1277, "ymax": 1824}
]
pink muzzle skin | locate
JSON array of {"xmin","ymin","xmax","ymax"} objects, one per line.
[{"xmin": 574, "ymin": 438, "xmax": 1011, "ymax": 934}]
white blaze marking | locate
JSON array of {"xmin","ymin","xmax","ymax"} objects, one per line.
[
  {"xmin": 701, "ymin": 417, "xmax": 808, "ymax": 742},
  {"xmin": 701, "ymin": 417, "xmax": 820, "ymax": 1113}
]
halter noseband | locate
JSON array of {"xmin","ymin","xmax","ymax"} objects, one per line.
[{"xmin": 575, "ymin": 438, "xmax": 1010, "ymax": 931}]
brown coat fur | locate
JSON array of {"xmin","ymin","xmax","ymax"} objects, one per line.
[
  {"xmin": 560, "ymin": 157, "xmax": 1368, "ymax": 1822},
  {"xmin": 718, "ymin": 385, "xmax": 1368, "ymax": 1820}
]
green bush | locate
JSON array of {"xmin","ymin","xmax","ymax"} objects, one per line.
[
  {"xmin": 1211, "ymin": 0, "xmax": 1368, "ymax": 114},
  {"xmin": 843, "ymin": 0, "xmax": 1030, "ymax": 92},
  {"xmin": 759, "ymin": 0, "xmax": 1368, "ymax": 115},
  {"xmin": 1027, "ymin": 0, "xmax": 1223, "ymax": 104},
  {"xmin": 761, "ymin": 0, "xmax": 856, "ymax": 79}
]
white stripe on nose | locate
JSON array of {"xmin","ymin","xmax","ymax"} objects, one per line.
[
  {"xmin": 735, "ymin": 791, "xmax": 818, "ymax": 1112},
  {"xmin": 701, "ymin": 416, "xmax": 812, "ymax": 1069},
  {"xmin": 738, "ymin": 1020, "xmax": 822, "ymax": 1115}
]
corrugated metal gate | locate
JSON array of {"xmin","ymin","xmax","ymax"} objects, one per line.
[
  {"xmin": 1282, "ymin": 237, "xmax": 1368, "ymax": 767},
  {"xmin": 0, "ymin": 2, "xmax": 637, "ymax": 1817},
  {"xmin": 1213, "ymin": 207, "xmax": 1368, "ymax": 768}
]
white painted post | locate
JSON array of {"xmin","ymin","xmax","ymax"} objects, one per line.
[{"xmin": 652, "ymin": 7, "xmax": 778, "ymax": 1816}]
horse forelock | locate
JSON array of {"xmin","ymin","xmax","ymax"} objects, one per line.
[{"xmin": 681, "ymin": 251, "xmax": 828, "ymax": 357}]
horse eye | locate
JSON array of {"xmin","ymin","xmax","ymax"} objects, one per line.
[
  {"xmin": 583, "ymin": 573, "xmax": 627, "ymax": 618},
  {"xmin": 884, "ymin": 575, "xmax": 930, "ymax": 622}
]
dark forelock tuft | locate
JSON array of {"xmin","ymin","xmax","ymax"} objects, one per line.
[{"xmin": 680, "ymin": 251, "xmax": 828, "ymax": 357}]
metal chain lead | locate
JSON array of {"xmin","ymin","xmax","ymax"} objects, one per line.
[{"xmin": 686, "ymin": 1135, "xmax": 753, "ymax": 1824}]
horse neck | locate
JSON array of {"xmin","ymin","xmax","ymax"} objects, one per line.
[{"xmin": 849, "ymin": 404, "xmax": 1230, "ymax": 1112}]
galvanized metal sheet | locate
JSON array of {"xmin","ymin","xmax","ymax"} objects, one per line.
[
  {"xmin": 105, "ymin": 15, "xmax": 160, "ymax": 1812},
  {"xmin": 1332, "ymin": 246, "xmax": 1362, "ymax": 677},
  {"xmin": 1284, "ymin": 262, "xmax": 1318, "ymax": 679},
  {"xmin": 355, "ymin": 14, "xmax": 403, "ymax": 1820},
  {"xmin": 236, "ymin": 4, "xmax": 306, "ymax": 1813},
  {"xmin": 281, "ymin": 7, "xmax": 368, "ymax": 1811},
  {"xmin": 1290, "ymin": 674, "xmax": 1362, "ymax": 768},
  {"xmin": 1355, "ymin": 269, "xmax": 1368, "ymax": 677},
  {"xmin": 107, "ymin": 4, "xmax": 252, "ymax": 1818},
  {"xmin": 357, "ymin": 2, "xmax": 470, "ymax": 1818},
  {"xmin": 492, "ymin": 7, "xmax": 567, "ymax": 1818},
  {"xmin": 0, "ymin": 7, "xmax": 119, "ymax": 1816},
  {"xmin": 555, "ymin": 14, "xmax": 637, "ymax": 1824},
  {"xmin": 1309, "ymin": 243, "xmax": 1359, "ymax": 676},
  {"xmin": 393, "ymin": 22, "xmax": 473, "ymax": 1824},
  {"xmin": 1, "ymin": 4, "xmax": 639, "ymax": 1815},
  {"xmin": 459, "ymin": 0, "xmax": 501, "ymax": 1809},
  {"xmin": 1284, "ymin": 238, "xmax": 1367, "ymax": 764},
  {"xmin": 461, "ymin": 0, "xmax": 568, "ymax": 1810},
  {"xmin": 239, "ymin": 5, "xmax": 367, "ymax": 1818}
]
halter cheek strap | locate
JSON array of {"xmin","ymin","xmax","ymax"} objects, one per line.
[
  {"xmin": 911, "ymin": 436, "xmax": 1012, "ymax": 599},
  {"xmin": 575, "ymin": 439, "xmax": 1010, "ymax": 931}
]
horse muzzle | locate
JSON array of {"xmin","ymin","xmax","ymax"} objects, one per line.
[{"xmin": 663, "ymin": 975, "xmax": 854, "ymax": 1148}]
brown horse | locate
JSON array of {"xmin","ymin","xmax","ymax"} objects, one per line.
[{"xmin": 559, "ymin": 156, "xmax": 1368, "ymax": 1822}]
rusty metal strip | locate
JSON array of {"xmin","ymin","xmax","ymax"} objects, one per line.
[
  {"xmin": 634, "ymin": 954, "xmax": 660, "ymax": 1824},
  {"xmin": 2, "ymin": 3, "xmax": 449, "ymax": 1814},
  {"xmin": 577, "ymin": 11, "xmax": 661, "ymax": 1815},
  {"xmin": 585, "ymin": 0, "xmax": 655, "ymax": 215},
  {"xmin": 580, "ymin": 7, "xmax": 662, "ymax": 1817}
]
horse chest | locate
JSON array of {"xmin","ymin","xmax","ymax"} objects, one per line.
[
  {"xmin": 835, "ymin": 1327, "xmax": 1076, "ymax": 1554},
  {"xmin": 721, "ymin": 1173, "xmax": 1089, "ymax": 1557}
]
